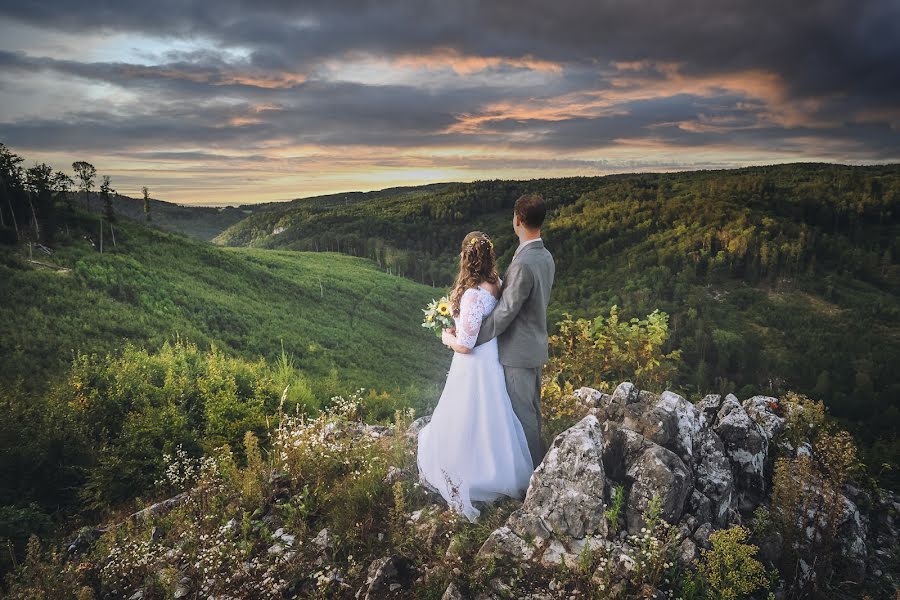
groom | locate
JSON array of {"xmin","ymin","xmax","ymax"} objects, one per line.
[{"xmin": 475, "ymin": 193, "xmax": 555, "ymax": 468}]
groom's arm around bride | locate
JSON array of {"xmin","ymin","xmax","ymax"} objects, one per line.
[{"xmin": 474, "ymin": 194, "xmax": 555, "ymax": 468}]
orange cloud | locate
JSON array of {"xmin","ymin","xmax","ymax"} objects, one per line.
[
  {"xmin": 393, "ymin": 47, "xmax": 562, "ymax": 75},
  {"xmin": 447, "ymin": 61, "xmax": 836, "ymax": 134}
]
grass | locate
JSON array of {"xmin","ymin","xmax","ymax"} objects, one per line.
[{"xmin": 0, "ymin": 210, "xmax": 450, "ymax": 405}]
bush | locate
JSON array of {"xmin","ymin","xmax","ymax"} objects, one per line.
[{"xmin": 698, "ymin": 526, "xmax": 768, "ymax": 600}]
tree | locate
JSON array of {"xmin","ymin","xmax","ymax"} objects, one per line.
[
  {"xmin": 72, "ymin": 161, "xmax": 96, "ymax": 212},
  {"xmin": 0, "ymin": 143, "xmax": 24, "ymax": 236},
  {"xmin": 52, "ymin": 171, "xmax": 74, "ymax": 206},
  {"xmin": 25, "ymin": 163, "xmax": 54, "ymax": 243},
  {"xmin": 100, "ymin": 175, "xmax": 115, "ymax": 223},
  {"xmin": 142, "ymin": 186, "xmax": 151, "ymax": 222}
]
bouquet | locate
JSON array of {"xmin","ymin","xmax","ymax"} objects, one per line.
[{"xmin": 422, "ymin": 296, "xmax": 455, "ymax": 338}]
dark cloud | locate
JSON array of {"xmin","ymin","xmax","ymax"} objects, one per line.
[{"xmin": 0, "ymin": 0, "xmax": 897, "ymax": 196}]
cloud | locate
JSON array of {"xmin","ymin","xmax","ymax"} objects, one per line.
[{"xmin": 0, "ymin": 0, "xmax": 897, "ymax": 203}]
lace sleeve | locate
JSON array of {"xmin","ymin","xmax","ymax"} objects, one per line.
[{"xmin": 455, "ymin": 288, "xmax": 485, "ymax": 349}]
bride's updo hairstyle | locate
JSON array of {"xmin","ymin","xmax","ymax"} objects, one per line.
[{"xmin": 449, "ymin": 231, "xmax": 500, "ymax": 317}]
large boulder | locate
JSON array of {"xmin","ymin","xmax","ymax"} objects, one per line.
[
  {"xmin": 692, "ymin": 428, "xmax": 735, "ymax": 526},
  {"xmin": 655, "ymin": 391, "xmax": 703, "ymax": 465},
  {"xmin": 478, "ymin": 415, "xmax": 608, "ymax": 565},
  {"xmin": 742, "ymin": 395, "xmax": 786, "ymax": 440},
  {"xmin": 624, "ymin": 444, "xmax": 693, "ymax": 533},
  {"xmin": 621, "ymin": 402, "xmax": 677, "ymax": 449},
  {"xmin": 514, "ymin": 414, "xmax": 608, "ymax": 541},
  {"xmin": 713, "ymin": 395, "xmax": 768, "ymax": 511}
]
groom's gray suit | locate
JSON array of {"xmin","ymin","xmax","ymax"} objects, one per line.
[{"xmin": 475, "ymin": 239, "xmax": 555, "ymax": 468}]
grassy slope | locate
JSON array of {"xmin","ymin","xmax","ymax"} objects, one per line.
[{"xmin": 0, "ymin": 210, "xmax": 450, "ymax": 400}]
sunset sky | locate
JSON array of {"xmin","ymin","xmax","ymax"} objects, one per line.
[{"xmin": 1, "ymin": 1, "xmax": 898, "ymax": 205}]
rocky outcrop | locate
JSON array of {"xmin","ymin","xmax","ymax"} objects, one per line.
[{"xmin": 462, "ymin": 381, "xmax": 900, "ymax": 597}]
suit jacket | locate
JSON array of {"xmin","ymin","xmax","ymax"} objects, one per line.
[{"xmin": 475, "ymin": 239, "xmax": 555, "ymax": 367}]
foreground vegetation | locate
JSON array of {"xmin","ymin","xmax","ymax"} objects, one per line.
[{"xmin": 4, "ymin": 315, "xmax": 893, "ymax": 599}]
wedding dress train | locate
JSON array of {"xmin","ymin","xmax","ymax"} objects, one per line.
[{"xmin": 416, "ymin": 286, "xmax": 534, "ymax": 522}]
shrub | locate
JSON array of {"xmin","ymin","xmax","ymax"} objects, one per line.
[
  {"xmin": 546, "ymin": 306, "xmax": 682, "ymax": 391},
  {"xmin": 698, "ymin": 526, "xmax": 768, "ymax": 600}
]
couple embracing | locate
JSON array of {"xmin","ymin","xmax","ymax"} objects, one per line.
[{"xmin": 417, "ymin": 194, "xmax": 555, "ymax": 522}]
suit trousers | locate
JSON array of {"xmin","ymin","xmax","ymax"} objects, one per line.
[{"xmin": 503, "ymin": 365, "xmax": 544, "ymax": 468}]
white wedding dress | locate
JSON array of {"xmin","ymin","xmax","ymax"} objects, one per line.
[{"xmin": 417, "ymin": 286, "xmax": 534, "ymax": 522}]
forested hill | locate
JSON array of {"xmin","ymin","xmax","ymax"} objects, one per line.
[
  {"xmin": 214, "ymin": 163, "xmax": 900, "ymax": 477},
  {"xmin": 68, "ymin": 190, "xmax": 257, "ymax": 241}
]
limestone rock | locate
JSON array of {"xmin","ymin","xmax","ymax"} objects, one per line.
[
  {"xmin": 655, "ymin": 390, "xmax": 703, "ymax": 464},
  {"xmin": 621, "ymin": 402, "xmax": 677, "ymax": 449},
  {"xmin": 625, "ymin": 443, "xmax": 693, "ymax": 533},
  {"xmin": 713, "ymin": 395, "xmax": 768, "ymax": 510},
  {"xmin": 477, "ymin": 526, "xmax": 535, "ymax": 562},
  {"xmin": 515, "ymin": 414, "xmax": 608, "ymax": 540},
  {"xmin": 742, "ymin": 395, "xmax": 786, "ymax": 440},
  {"xmin": 692, "ymin": 428, "xmax": 735, "ymax": 526}
]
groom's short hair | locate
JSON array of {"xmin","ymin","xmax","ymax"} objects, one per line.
[{"xmin": 514, "ymin": 194, "xmax": 546, "ymax": 229}]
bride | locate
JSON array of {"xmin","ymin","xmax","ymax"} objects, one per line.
[{"xmin": 417, "ymin": 231, "xmax": 534, "ymax": 522}]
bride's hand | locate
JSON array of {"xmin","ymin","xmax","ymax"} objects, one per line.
[{"xmin": 441, "ymin": 329, "xmax": 456, "ymax": 347}]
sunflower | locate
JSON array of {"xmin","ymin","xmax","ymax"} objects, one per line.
[{"xmin": 437, "ymin": 301, "xmax": 451, "ymax": 316}]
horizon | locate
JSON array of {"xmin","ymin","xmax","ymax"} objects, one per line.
[
  {"xmin": 81, "ymin": 159, "xmax": 900, "ymax": 208},
  {"xmin": 1, "ymin": 2, "xmax": 899, "ymax": 205}
]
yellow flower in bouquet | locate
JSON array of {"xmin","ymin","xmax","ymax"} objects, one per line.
[{"xmin": 422, "ymin": 296, "xmax": 455, "ymax": 338}]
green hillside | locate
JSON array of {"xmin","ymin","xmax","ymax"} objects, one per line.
[
  {"xmin": 215, "ymin": 164, "xmax": 900, "ymax": 477},
  {"xmin": 0, "ymin": 208, "xmax": 450, "ymax": 399}
]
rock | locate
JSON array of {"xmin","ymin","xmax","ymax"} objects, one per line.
[
  {"xmin": 697, "ymin": 394, "xmax": 722, "ymax": 424},
  {"xmin": 601, "ymin": 422, "xmax": 650, "ymax": 481},
  {"xmin": 514, "ymin": 414, "xmax": 608, "ymax": 541},
  {"xmin": 313, "ymin": 527, "xmax": 333, "ymax": 551},
  {"xmin": 128, "ymin": 591, "xmax": 144, "ymax": 600},
  {"xmin": 66, "ymin": 526, "xmax": 105, "ymax": 555},
  {"xmin": 687, "ymin": 488, "xmax": 713, "ymax": 525},
  {"xmin": 692, "ymin": 428, "xmax": 735, "ymax": 526},
  {"xmin": 836, "ymin": 494, "xmax": 868, "ymax": 582},
  {"xmin": 713, "ymin": 395, "xmax": 768, "ymax": 511},
  {"xmin": 742, "ymin": 396, "xmax": 786, "ymax": 440},
  {"xmin": 129, "ymin": 492, "xmax": 188, "ymax": 523},
  {"xmin": 383, "ymin": 465, "xmax": 404, "ymax": 485},
  {"xmin": 405, "ymin": 416, "xmax": 431, "ymax": 443},
  {"xmin": 655, "ymin": 390, "xmax": 703, "ymax": 464},
  {"xmin": 756, "ymin": 530, "xmax": 783, "ymax": 567},
  {"xmin": 610, "ymin": 382, "xmax": 639, "ymax": 406},
  {"xmin": 573, "ymin": 387, "xmax": 604, "ymax": 407},
  {"xmin": 621, "ymin": 403, "xmax": 677, "ymax": 449},
  {"xmin": 677, "ymin": 538, "xmax": 698, "ymax": 566},
  {"xmin": 174, "ymin": 578, "xmax": 190, "ymax": 599},
  {"xmin": 441, "ymin": 583, "xmax": 465, "ymax": 600},
  {"xmin": 361, "ymin": 555, "xmax": 412, "ymax": 600},
  {"xmin": 477, "ymin": 526, "xmax": 535, "ymax": 562},
  {"xmin": 693, "ymin": 523, "xmax": 713, "ymax": 549},
  {"xmin": 625, "ymin": 444, "xmax": 693, "ymax": 533},
  {"xmin": 638, "ymin": 389, "xmax": 660, "ymax": 405}
]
